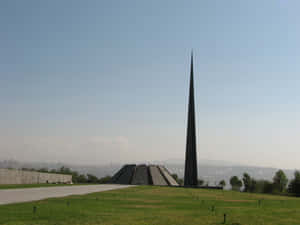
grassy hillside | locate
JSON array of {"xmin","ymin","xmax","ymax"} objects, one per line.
[{"xmin": 1, "ymin": 186, "xmax": 300, "ymax": 225}]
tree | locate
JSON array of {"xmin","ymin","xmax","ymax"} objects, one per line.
[
  {"xmin": 38, "ymin": 168, "xmax": 49, "ymax": 173},
  {"xmin": 198, "ymin": 179, "xmax": 204, "ymax": 186},
  {"xmin": 171, "ymin": 174, "xmax": 179, "ymax": 183},
  {"xmin": 77, "ymin": 174, "xmax": 87, "ymax": 183},
  {"xmin": 219, "ymin": 180, "xmax": 226, "ymax": 187},
  {"xmin": 71, "ymin": 171, "xmax": 79, "ymax": 183},
  {"xmin": 273, "ymin": 169, "xmax": 288, "ymax": 193},
  {"xmin": 87, "ymin": 174, "xmax": 99, "ymax": 183},
  {"xmin": 230, "ymin": 176, "xmax": 242, "ymax": 191},
  {"xmin": 262, "ymin": 180, "xmax": 274, "ymax": 194},
  {"xmin": 242, "ymin": 173, "xmax": 251, "ymax": 192},
  {"xmin": 288, "ymin": 171, "xmax": 300, "ymax": 196},
  {"xmin": 98, "ymin": 176, "xmax": 112, "ymax": 184},
  {"xmin": 242, "ymin": 179, "xmax": 273, "ymax": 194},
  {"xmin": 242, "ymin": 173, "xmax": 257, "ymax": 192},
  {"xmin": 177, "ymin": 178, "xmax": 184, "ymax": 186},
  {"xmin": 50, "ymin": 169, "xmax": 57, "ymax": 173},
  {"xmin": 171, "ymin": 174, "xmax": 184, "ymax": 186},
  {"xmin": 59, "ymin": 166, "xmax": 72, "ymax": 175},
  {"xmin": 171, "ymin": 174, "xmax": 178, "ymax": 181}
]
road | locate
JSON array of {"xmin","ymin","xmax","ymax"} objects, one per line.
[{"xmin": 0, "ymin": 184, "xmax": 133, "ymax": 205}]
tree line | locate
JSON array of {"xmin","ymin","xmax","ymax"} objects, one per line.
[
  {"xmin": 228, "ymin": 169, "xmax": 300, "ymax": 196},
  {"xmin": 22, "ymin": 167, "xmax": 300, "ymax": 196},
  {"xmin": 172, "ymin": 169, "xmax": 300, "ymax": 197},
  {"xmin": 22, "ymin": 166, "xmax": 111, "ymax": 184}
]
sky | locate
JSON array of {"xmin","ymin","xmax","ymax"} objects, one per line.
[{"xmin": 1, "ymin": 1, "xmax": 300, "ymax": 169}]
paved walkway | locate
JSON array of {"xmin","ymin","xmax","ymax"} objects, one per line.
[{"xmin": 0, "ymin": 184, "xmax": 133, "ymax": 205}]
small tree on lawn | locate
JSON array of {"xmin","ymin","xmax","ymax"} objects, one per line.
[
  {"xmin": 288, "ymin": 171, "xmax": 300, "ymax": 196},
  {"xmin": 219, "ymin": 180, "xmax": 226, "ymax": 188},
  {"xmin": 230, "ymin": 176, "xmax": 242, "ymax": 191},
  {"xmin": 273, "ymin": 169, "xmax": 288, "ymax": 193}
]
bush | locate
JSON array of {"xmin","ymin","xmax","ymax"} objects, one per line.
[
  {"xmin": 288, "ymin": 171, "xmax": 300, "ymax": 196},
  {"xmin": 98, "ymin": 176, "xmax": 112, "ymax": 184},
  {"xmin": 219, "ymin": 180, "xmax": 226, "ymax": 187},
  {"xmin": 230, "ymin": 176, "xmax": 242, "ymax": 191},
  {"xmin": 87, "ymin": 174, "xmax": 99, "ymax": 183},
  {"xmin": 171, "ymin": 174, "xmax": 184, "ymax": 186},
  {"xmin": 198, "ymin": 179, "xmax": 204, "ymax": 186},
  {"xmin": 242, "ymin": 173, "xmax": 257, "ymax": 193}
]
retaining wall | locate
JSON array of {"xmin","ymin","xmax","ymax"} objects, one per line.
[{"xmin": 0, "ymin": 169, "xmax": 72, "ymax": 184}]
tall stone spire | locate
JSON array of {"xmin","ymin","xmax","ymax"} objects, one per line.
[{"xmin": 184, "ymin": 52, "xmax": 198, "ymax": 186}]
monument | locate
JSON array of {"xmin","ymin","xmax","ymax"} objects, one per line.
[
  {"xmin": 184, "ymin": 52, "xmax": 198, "ymax": 186},
  {"xmin": 112, "ymin": 53, "xmax": 200, "ymax": 187},
  {"xmin": 111, "ymin": 164, "xmax": 178, "ymax": 186}
]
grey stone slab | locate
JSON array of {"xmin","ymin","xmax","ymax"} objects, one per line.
[
  {"xmin": 131, "ymin": 165, "xmax": 149, "ymax": 185},
  {"xmin": 0, "ymin": 184, "xmax": 133, "ymax": 205},
  {"xmin": 158, "ymin": 166, "xmax": 178, "ymax": 186},
  {"xmin": 149, "ymin": 166, "xmax": 168, "ymax": 186},
  {"xmin": 0, "ymin": 169, "xmax": 72, "ymax": 184},
  {"xmin": 114, "ymin": 165, "xmax": 135, "ymax": 184},
  {"xmin": 111, "ymin": 164, "xmax": 135, "ymax": 183},
  {"xmin": 111, "ymin": 167, "xmax": 125, "ymax": 182}
]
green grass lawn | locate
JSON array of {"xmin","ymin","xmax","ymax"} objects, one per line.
[
  {"xmin": 0, "ymin": 183, "xmax": 97, "ymax": 189},
  {"xmin": 1, "ymin": 186, "xmax": 300, "ymax": 225}
]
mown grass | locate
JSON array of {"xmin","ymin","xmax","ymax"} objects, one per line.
[
  {"xmin": 1, "ymin": 186, "xmax": 300, "ymax": 225},
  {"xmin": 0, "ymin": 183, "xmax": 97, "ymax": 190}
]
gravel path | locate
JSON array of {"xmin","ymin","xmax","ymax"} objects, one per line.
[{"xmin": 0, "ymin": 184, "xmax": 133, "ymax": 205}]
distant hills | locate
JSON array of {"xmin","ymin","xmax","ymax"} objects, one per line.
[{"xmin": 0, "ymin": 159, "xmax": 296, "ymax": 188}]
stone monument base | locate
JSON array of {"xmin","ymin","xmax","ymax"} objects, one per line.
[{"xmin": 111, "ymin": 164, "xmax": 179, "ymax": 186}]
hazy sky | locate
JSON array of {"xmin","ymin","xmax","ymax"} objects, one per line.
[{"xmin": 1, "ymin": 1, "xmax": 300, "ymax": 169}]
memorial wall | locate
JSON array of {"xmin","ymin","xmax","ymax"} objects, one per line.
[{"xmin": 0, "ymin": 168, "xmax": 72, "ymax": 184}]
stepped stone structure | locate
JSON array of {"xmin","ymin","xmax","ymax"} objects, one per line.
[{"xmin": 111, "ymin": 164, "xmax": 179, "ymax": 186}]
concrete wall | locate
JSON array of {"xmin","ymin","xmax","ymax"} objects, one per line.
[
  {"xmin": 149, "ymin": 166, "xmax": 168, "ymax": 186},
  {"xmin": 111, "ymin": 164, "xmax": 179, "ymax": 186},
  {"xmin": 158, "ymin": 166, "xmax": 179, "ymax": 186},
  {"xmin": 0, "ymin": 169, "xmax": 72, "ymax": 184},
  {"xmin": 111, "ymin": 164, "xmax": 135, "ymax": 184},
  {"xmin": 131, "ymin": 165, "xmax": 150, "ymax": 185}
]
